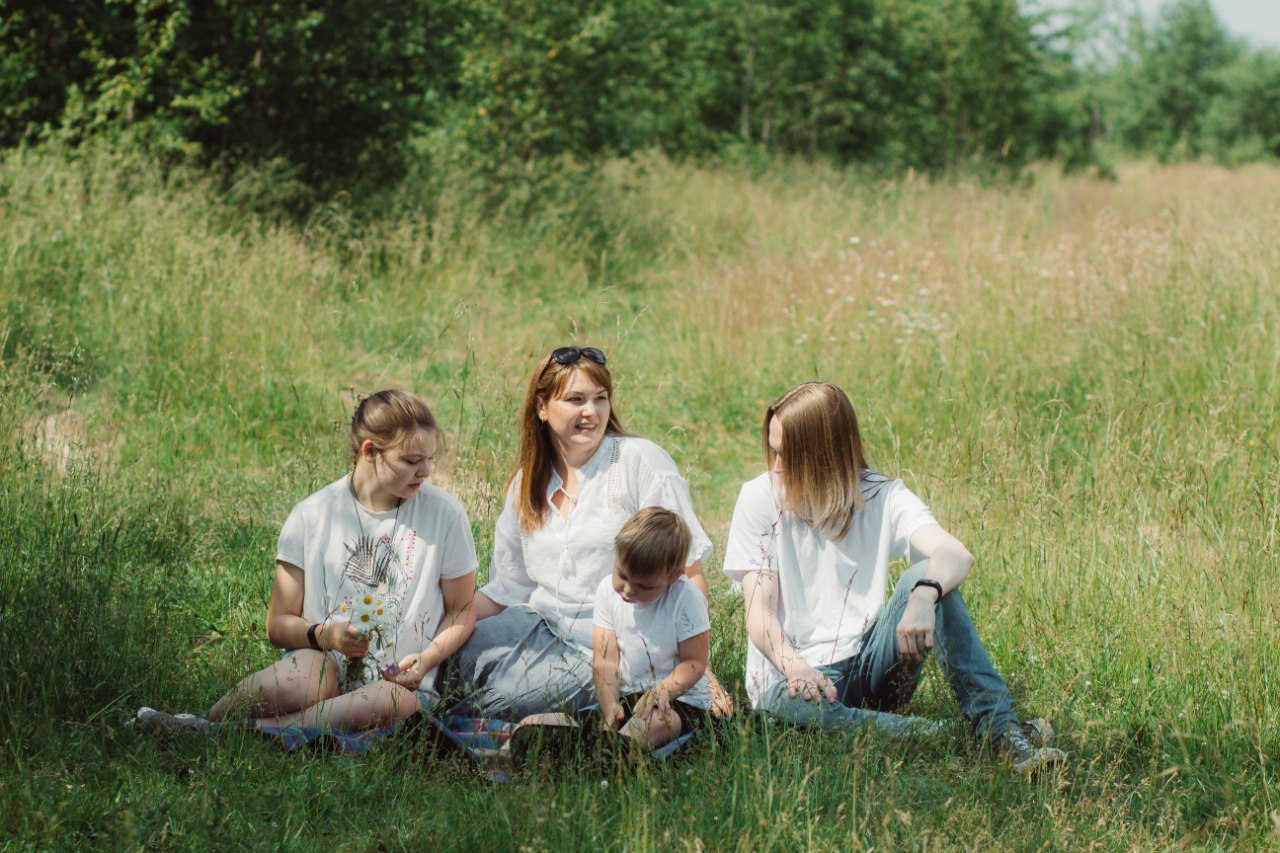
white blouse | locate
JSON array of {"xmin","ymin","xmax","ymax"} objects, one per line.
[{"xmin": 481, "ymin": 434, "xmax": 713, "ymax": 651}]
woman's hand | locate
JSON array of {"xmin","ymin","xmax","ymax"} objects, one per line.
[
  {"xmin": 784, "ymin": 664, "xmax": 838, "ymax": 704},
  {"xmin": 320, "ymin": 621, "xmax": 371, "ymax": 658},
  {"xmin": 382, "ymin": 653, "xmax": 428, "ymax": 691},
  {"xmin": 896, "ymin": 590, "xmax": 937, "ymax": 663}
]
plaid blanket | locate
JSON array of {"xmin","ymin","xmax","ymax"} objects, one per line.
[{"xmin": 254, "ymin": 713, "xmax": 694, "ymax": 783}]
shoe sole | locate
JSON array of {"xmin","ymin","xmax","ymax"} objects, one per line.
[{"xmin": 1013, "ymin": 746, "xmax": 1067, "ymax": 775}]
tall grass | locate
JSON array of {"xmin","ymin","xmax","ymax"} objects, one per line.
[{"xmin": 2, "ymin": 146, "xmax": 1277, "ymax": 847}]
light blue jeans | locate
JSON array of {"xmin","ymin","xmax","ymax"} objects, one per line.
[
  {"xmin": 758, "ymin": 562, "xmax": 1019, "ymax": 739},
  {"xmin": 438, "ymin": 606, "xmax": 595, "ymax": 721}
]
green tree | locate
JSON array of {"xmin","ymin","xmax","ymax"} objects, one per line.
[
  {"xmin": 1202, "ymin": 50, "xmax": 1280, "ymax": 162},
  {"xmin": 0, "ymin": 1, "xmax": 457, "ymax": 184},
  {"xmin": 1115, "ymin": 0, "xmax": 1239, "ymax": 159}
]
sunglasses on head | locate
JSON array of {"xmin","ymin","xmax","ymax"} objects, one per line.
[{"xmin": 547, "ymin": 346, "xmax": 607, "ymax": 368}]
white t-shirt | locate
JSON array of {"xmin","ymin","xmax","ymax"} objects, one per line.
[
  {"xmin": 276, "ymin": 477, "xmax": 478, "ymax": 701},
  {"xmin": 722, "ymin": 472, "xmax": 938, "ymax": 708},
  {"xmin": 592, "ymin": 575, "xmax": 713, "ymax": 710},
  {"xmin": 481, "ymin": 434, "xmax": 713, "ymax": 651}
]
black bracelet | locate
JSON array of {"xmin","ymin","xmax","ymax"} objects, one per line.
[
  {"xmin": 306, "ymin": 622, "xmax": 322, "ymax": 651},
  {"xmin": 912, "ymin": 578, "xmax": 944, "ymax": 602}
]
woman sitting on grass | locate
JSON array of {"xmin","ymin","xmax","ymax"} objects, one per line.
[
  {"xmin": 723, "ymin": 382, "xmax": 1065, "ymax": 774},
  {"xmin": 442, "ymin": 346, "xmax": 731, "ymax": 720},
  {"xmin": 135, "ymin": 390, "xmax": 478, "ymax": 734}
]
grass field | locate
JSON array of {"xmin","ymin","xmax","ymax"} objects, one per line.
[{"xmin": 2, "ymin": 147, "xmax": 1278, "ymax": 849}]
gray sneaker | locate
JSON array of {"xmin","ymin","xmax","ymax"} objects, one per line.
[
  {"xmin": 1021, "ymin": 717, "xmax": 1055, "ymax": 748},
  {"xmin": 130, "ymin": 707, "xmax": 213, "ymax": 737},
  {"xmin": 992, "ymin": 722, "xmax": 1066, "ymax": 775}
]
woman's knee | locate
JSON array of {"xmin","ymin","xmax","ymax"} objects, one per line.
[
  {"xmin": 359, "ymin": 682, "xmax": 421, "ymax": 725},
  {"xmin": 282, "ymin": 651, "xmax": 341, "ymax": 699},
  {"xmin": 385, "ymin": 684, "xmax": 421, "ymax": 722}
]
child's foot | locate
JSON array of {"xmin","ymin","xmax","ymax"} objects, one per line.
[
  {"xmin": 130, "ymin": 707, "xmax": 212, "ymax": 737},
  {"xmin": 990, "ymin": 722, "xmax": 1066, "ymax": 775}
]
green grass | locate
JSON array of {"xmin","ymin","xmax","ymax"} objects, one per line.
[{"xmin": 2, "ymin": 147, "xmax": 1278, "ymax": 848}]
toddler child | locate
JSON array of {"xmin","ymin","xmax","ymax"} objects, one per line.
[{"xmin": 591, "ymin": 507, "xmax": 713, "ymax": 749}]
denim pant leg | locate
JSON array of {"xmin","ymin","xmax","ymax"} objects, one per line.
[
  {"xmin": 439, "ymin": 607, "xmax": 595, "ymax": 720},
  {"xmin": 757, "ymin": 661, "xmax": 944, "ymax": 738},
  {"xmin": 852, "ymin": 561, "xmax": 1018, "ymax": 737}
]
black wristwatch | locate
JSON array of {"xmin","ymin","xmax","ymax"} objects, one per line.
[
  {"xmin": 912, "ymin": 579, "xmax": 943, "ymax": 602},
  {"xmin": 307, "ymin": 622, "xmax": 323, "ymax": 651}
]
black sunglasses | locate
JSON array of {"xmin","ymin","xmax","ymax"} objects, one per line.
[
  {"xmin": 549, "ymin": 346, "xmax": 606, "ymax": 367},
  {"xmin": 538, "ymin": 346, "xmax": 607, "ymax": 384}
]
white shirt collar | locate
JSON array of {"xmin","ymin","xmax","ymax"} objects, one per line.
[{"xmin": 546, "ymin": 434, "xmax": 614, "ymax": 495}]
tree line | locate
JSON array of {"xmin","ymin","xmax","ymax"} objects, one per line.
[{"xmin": 1, "ymin": 0, "xmax": 1276, "ymax": 189}]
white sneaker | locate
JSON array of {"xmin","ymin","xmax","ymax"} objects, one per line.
[{"xmin": 130, "ymin": 707, "xmax": 212, "ymax": 736}]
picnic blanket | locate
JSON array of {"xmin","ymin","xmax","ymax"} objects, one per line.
[{"xmin": 254, "ymin": 713, "xmax": 695, "ymax": 783}]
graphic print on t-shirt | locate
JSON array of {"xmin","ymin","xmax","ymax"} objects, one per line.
[
  {"xmin": 340, "ymin": 533, "xmax": 411, "ymax": 635},
  {"xmin": 344, "ymin": 534, "xmax": 400, "ymax": 588}
]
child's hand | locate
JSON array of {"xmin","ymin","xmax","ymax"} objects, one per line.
[
  {"xmin": 600, "ymin": 701, "xmax": 626, "ymax": 732},
  {"xmin": 633, "ymin": 687, "xmax": 672, "ymax": 721},
  {"xmin": 382, "ymin": 653, "xmax": 426, "ymax": 690},
  {"xmin": 321, "ymin": 621, "xmax": 372, "ymax": 658}
]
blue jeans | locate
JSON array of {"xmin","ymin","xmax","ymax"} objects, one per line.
[
  {"xmin": 438, "ymin": 606, "xmax": 595, "ymax": 721},
  {"xmin": 759, "ymin": 562, "xmax": 1018, "ymax": 738}
]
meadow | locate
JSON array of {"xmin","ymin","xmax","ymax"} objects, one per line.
[{"xmin": 1, "ymin": 147, "xmax": 1277, "ymax": 848}]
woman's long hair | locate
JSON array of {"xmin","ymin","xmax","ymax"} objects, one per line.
[
  {"xmin": 765, "ymin": 382, "xmax": 875, "ymax": 540},
  {"xmin": 514, "ymin": 354, "xmax": 625, "ymax": 532}
]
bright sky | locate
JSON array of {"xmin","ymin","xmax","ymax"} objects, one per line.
[{"xmin": 1141, "ymin": 0, "xmax": 1280, "ymax": 49}]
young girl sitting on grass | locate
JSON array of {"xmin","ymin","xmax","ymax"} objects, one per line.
[
  {"xmin": 135, "ymin": 389, "xmax": 478, "ymax": 734},
  {"xmin": 590, "ymin": 507, "xmax": 713, "ymax": 748}
]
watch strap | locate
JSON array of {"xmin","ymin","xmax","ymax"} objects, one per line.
[{"xmin": 912, "ymin": 578, "xmax": 943, "ymax": 602}]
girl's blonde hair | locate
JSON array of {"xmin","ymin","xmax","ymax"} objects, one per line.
[
  {"xmin": 514, "ymin": 353, "xmax": 625, "ymax": 532},
  {"xmin": 348, "ymin": 389, "xmax": 439, "ymax": 462},
  {"xmin": 765, "ymin": 382, "xmax": 875, "ymax": 540}
]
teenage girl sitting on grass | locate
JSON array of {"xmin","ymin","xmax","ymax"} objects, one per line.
[
  {"xmin": 134, "ymin": 390, "xmax": 478, "ymax": 734},
  {"xmin": 723, "ymin": 382, "xmax": 1065, "ymax": 774}
]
